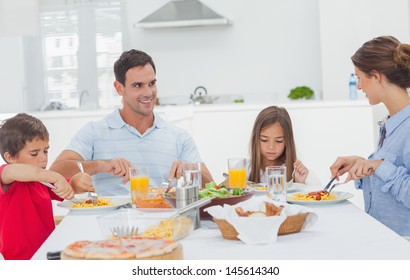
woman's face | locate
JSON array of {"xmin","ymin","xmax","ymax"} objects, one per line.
[
  {"xmin": 259, "ymin": 122, "xmax": 286, "ymax": 166},
  {"xmin": 355, "ymin": 66, "xmax": 383, "ymax": 105}
]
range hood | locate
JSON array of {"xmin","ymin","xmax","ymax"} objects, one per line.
[{"xmin": 134, "ymin": 0, "xmax": 232, "ymax": 28}]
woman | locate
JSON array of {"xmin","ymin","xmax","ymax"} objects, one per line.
[{"xmin": 330, "ymin": 36, "xmax": 410, "ymax": 237}]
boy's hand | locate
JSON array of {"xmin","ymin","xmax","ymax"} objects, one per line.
[
  {"xmin": 52, "ymin": 177, "xmax": 75, "ymax": 200},
  {"xmin": 70, "ymin": 172, "xmax": 95, "ymax": 194}
]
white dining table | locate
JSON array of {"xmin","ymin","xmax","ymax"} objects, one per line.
[{"xmin": 32, "ymin": 193, "xmax": 410, "ymax": 260}]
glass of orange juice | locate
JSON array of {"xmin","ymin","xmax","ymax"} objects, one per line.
[
  {"xmin": 228, "ymin": 158, "xmax": 247, "ymax": 188},
  {"xmin": 129, "ymin": 167, "xmax": 150, "ymax": 205}
]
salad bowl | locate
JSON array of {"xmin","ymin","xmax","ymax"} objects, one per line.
[{"xmin": 164, "ymin": 185, "xmax": 254, "ymax": 220}]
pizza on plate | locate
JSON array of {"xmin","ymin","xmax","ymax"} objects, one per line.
[{"xmin": 62, "ymin": 236, "xmax": 183, "ymax": 260}]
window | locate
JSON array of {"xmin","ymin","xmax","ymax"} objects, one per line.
[{"xmin": 40, "ymin": 0, "xmax": 123, "ymax": 109}]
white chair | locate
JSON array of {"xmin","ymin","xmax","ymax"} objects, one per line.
[{"xmin": 305, "ymin": 168, "xmax": 322, "ymax": 186}]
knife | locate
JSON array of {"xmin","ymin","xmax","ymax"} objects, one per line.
[{"xmin": 47, "ymin": 251, "xmax": 61, "ymax": 260}]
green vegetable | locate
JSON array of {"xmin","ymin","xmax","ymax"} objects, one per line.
[
  {"xmin": 205, "ymin": 182, "xmax": 217, "ymax": 189},
  {"xmin": 288, "ymin": 86, "xmax": 314, "ymax": 100},
  {"xmin": 219, "ymin": 184, "xmax": 227, "ymax": 189},
  {"xmin": 232, "ymin": 188, "xmax": 244, "ymax": 196}
]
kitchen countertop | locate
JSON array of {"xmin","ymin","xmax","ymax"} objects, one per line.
[{"xmin": 1, "ymin": 100, "xmax": 369, "ymax": 120}]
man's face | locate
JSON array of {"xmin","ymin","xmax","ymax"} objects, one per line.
[
  {"xmin": 9, "ymin": 138, "xmax": 49, "ymax": 169},
  {"xmin": 117, "ymin": 64, "xmax": 157, "ymax": 116}
]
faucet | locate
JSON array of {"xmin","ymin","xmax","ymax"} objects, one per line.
[{"xmin": 79, "ymin": 90, "xmax": 89, "ymax": 108}]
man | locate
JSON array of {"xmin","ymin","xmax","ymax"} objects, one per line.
[{"xmin": 50, "ymin": 49, "xmax": 213, "ymax": 195}]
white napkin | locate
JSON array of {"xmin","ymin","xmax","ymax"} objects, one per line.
[{"xmin": 204, "ymin": 196, "xmax": 318, "ymax": 244}]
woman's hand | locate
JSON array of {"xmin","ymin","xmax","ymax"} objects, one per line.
[
  {"xmin": 346, "ymin": 159, "xmax": 383, "ymax": 180},
  {"xmin": 293, "ymin": 160, "xmax": 309, "ymax": 184},
  {"xmin": 329, "ymin": 156, "xmax": 381, "ymax": 182}
]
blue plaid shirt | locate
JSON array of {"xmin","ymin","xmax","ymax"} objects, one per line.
[
  {"xmin": 356, "ymin": 105, "xmax": 410, "ymax": 236},
  {"xmin": 65, "ymin": 109, "xmax": 201, "ymax": 196}
]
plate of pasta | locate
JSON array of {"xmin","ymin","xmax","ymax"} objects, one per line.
[
  {"xmin": 57, "ymin": 196, "xmax": 131, "ymax": 213},
  {"xmin": 287, "ymin": 191, "xmax": 353, "ymax": 205}
]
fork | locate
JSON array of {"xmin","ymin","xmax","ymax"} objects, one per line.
[
  {"xmin": 76, "ymin": 161, "xmax": 98, "ymax": 206},
  {"xmin": 110, "ymin": 226, "xmax": 138, "ymax": 237},
  {"xmin": 322, "ymin": 176, "xmax": 337, "ymax": 193},
  {"xmin": 328, "ymin": 182, "xmax": 344, "ymax": 194}
]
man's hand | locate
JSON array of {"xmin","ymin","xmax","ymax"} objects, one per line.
[
  {"xmin": 102, "ymin": 158, "xmax": 132, "ymax": 184},
  {"xmin": 168, "ymin": 160, "xmax": 185, "ymax": 180}
]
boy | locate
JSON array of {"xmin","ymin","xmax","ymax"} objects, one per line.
[{"xmin": 0, "ymin": 113, "xmax": 95, "ymax": 260}]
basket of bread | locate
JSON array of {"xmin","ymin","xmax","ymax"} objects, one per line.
[{"xmin": 205, "ymin": 197, "xmax": 317, "ymax": 244}]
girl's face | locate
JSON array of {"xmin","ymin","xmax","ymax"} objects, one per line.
[
  {"xmin": 259, "ymin": 122, "xmax": 286, "ymax": 166},
  {"xmin": 355, "ymin": 66, "xmax": 383, "ymax": 105},
  {"xmin": 8, "ymin": 138, "xmax": 49, "ymax": 169}
]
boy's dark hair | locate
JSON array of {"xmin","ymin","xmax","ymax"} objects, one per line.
[
  {"xmin": 0, "ymin": 113, "xmax": 49, "ymax": 161},
  {"xmin": 113, "ymin": 49, "xmax": 156, "ymax": 86}
]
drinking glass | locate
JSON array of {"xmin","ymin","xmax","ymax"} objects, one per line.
[
  {"xmin": 228, "ymin": 157, "xmax": 247, "ymax": 188},
  {"xmin": 182, "ymin": 162, "xmax": 202, "ymax": 188},
  {"xmin": 266, "ymin": 166, "xmax": 287, "ymax": 202},
  {"xmin": 129, "ymin": 166, "xmax": 150, "ymax": 205}
]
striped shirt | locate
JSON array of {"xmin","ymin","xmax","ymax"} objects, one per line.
[{"xmin": 65, "ymin": 109, "xmax": 201, "ymax": 195}]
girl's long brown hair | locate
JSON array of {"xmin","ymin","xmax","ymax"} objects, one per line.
[{"xmin": 248, "ymin": 106, "xmax": 296, "ymax": 183}]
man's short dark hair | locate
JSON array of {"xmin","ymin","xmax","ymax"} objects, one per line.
[{"xmin": 113, "ymin": 49, "xmax": 156, "ymax": 85}]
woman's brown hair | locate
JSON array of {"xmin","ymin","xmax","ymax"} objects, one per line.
[
  {"xmin": 351, "ymin": 35, "xmax": 410, "ymax": 88},
  {"xmin": 248, "ymin": 106, "xmax": 296, "ymax": 183}
]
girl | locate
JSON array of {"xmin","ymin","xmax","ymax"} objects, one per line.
[{"xmin": 248, "ymin": 106, "xmax": 309, "ymax": 184}]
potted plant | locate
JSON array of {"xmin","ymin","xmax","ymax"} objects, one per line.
[{"xmin": 287, "ymin": 86, "xmax": 314, "ymax": 100}]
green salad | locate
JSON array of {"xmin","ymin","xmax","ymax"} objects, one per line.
[{"xmin": 199, "ymin": 182, "xmax": 244, "ymax": 199}]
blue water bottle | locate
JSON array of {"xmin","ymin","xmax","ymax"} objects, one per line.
[{"xmin": 349, "ymin": 73, "xmax": 357, "ymax": 100}]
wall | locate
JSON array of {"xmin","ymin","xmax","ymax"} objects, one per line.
[
  {"xmin": 1, "ymin": 0, "xmax": 410, "ymax": 110},
  {"xmin": 318, "ymin": 0, "xmax": 410, "ymax": 100},
  {"xmin": 127, "ymin": 0, "xmax": 322, "ymax": 103}
]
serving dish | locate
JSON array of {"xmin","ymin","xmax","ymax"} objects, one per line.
[{"xmin": 164, "ymin": 189, "xmax": 255, "ymax": 220}]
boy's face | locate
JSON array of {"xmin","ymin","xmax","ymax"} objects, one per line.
[{"xmin": 8, "ymin": 138, "xmax": 49, "ymax": 169}]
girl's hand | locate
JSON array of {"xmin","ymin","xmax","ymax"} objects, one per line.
[
  {"xmin": 52, "ymin": 176, "xmax": 75, "ymax": 200},
  {"xmin": 293, "ymin": 160, "xmax": 309, "ymax": 184},
  {"xmin": 70, "ymin": 172, "xmax": 95, "ymax": 194}
]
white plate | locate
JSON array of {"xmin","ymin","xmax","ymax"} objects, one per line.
[
  {"xmin": 57, "ymin": 196, "xmax": 131, "ymax": 214},
  {"xmin": 250, "ymin": 182, "xmax": 304, "ymax": 195},
  {"xmin": 287, "ymin": 191, "xmax": 354, "ymax": 205}
]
